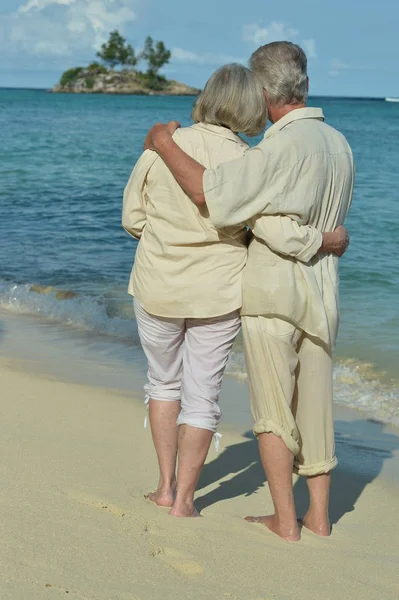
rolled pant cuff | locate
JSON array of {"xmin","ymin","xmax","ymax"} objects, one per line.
[
  {"xmin": 145, "ymin": 392, "xmax": 181, "ymax": 402},
  {"xmin": 176, "ymin": 416, "xmax": 218, "ymax": 433},
  {"xmin": 253, "ymin": 419, "xmax": 300, "ymax": 456},
  {"xmin": 294, "ymin": 457, "xmax": 338, "ymax": 477}
]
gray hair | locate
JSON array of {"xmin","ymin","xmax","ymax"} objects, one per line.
[
  {"xmin": 249, "ymin": 42, "xmax": 308, "ymax": 106},
  {"xmin": 192, "ymin": 64, "xmax": 267, "ymax": 137}
]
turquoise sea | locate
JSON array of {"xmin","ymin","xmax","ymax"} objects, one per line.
[{"xmin": 0, "ymin": 89, "xmax": 398, "ymax": 425}]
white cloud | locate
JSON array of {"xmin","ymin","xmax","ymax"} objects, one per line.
[
  {"xmin": 19, "ymin": 0, "xmax": 76, "ymax": 13},
  {"xmin": 329, "ymin": 58, "xmax": 372, "ymax": 77},
  {"xmin": 1, "ymin": 0, "xmax": 136, "ymax": 68},
  {"xmin": 172, "ymin": 48, "xmax": 245, "ymax": 66},
  {"xmin": 331, "ymin": 59, "xmax": 350, "ymax": 71},
  {"xmin": 302, "ymin": 38, "xmax": 317, "ymax": 59},
  {"xmin": 243, "ymin": 22, "xmax": 299, "ymax": 46},
  {"xmin": 34, "ymin": 40, "xmax": 72, "ymax": 56},
  {"xmin": 172, "ymin": 48, "xmax": 203, "ymax": 63},
  {"xmin": 242, "ymin": 21, "xmax": 317, "ymax": 60}
]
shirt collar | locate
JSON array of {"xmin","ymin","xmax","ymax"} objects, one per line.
[
  {"xmin": 191, "ymin": 122, "xmax": 248, "ymax": 147},
  {"xmin": 264, "ymin": 107, "xmax": 324, "ymax": 138}
]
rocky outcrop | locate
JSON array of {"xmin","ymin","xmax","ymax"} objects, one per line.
[{"xmin": 52, "ymin": 67, "xmax": 200, "ymax": 96}]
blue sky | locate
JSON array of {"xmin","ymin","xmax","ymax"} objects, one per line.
[{"xmin": 0, "ymin": 0, "xmax": 397, "ymax": 97}]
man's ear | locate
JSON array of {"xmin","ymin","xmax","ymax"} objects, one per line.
[
  {"xmin": 306, "ymin": 77, "xmax": 309, "ymax": 92},
  {"xmin": 263, "ymin": 88, "xmax": 271, "ymax": 111}
]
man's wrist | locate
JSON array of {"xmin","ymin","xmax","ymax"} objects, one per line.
[
  {"xmin": 153, "ymin": 131, "xmax": 174, "ymax": 154},
  {"xmin": 321, "ymin": 232, "xmax": 334, "ymax": 253}
]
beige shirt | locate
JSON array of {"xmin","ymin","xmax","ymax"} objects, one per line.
[
  {"xmin": 122, "ymin": 122, "xmax": 323, "ymax": 319},
  {"xmin": 203, "ymin": 108, "xmax": 355, "ymax": 346}
]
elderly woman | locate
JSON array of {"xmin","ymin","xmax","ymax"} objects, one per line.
[{"xmin": 122, "ymin": 64, "xmax": 344, "ymax": 518}]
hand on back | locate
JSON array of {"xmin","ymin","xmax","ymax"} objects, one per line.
[
  {"xmin": 331, "ymin": 225, "xmax": 350, "ymax": 257},
  {"xmin": 322, "ymin": 225, "xmax": 350, "ymax": 256}
]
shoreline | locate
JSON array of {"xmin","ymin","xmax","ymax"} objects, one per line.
[{"xmin": 1, "ymin": 354, "xmax": 399, "ymax": 599}]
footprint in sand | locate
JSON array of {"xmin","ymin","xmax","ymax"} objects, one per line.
[
  {"xmin": 140, "ymin": 519, "xmax": 168, "ymax": 538},
  {"xmin": 67, "ymin": 491, "xmax": 127, "ymax": 518},
  {"xmin": 44, "ymin": 584, "xmax": 139, "ymax": 600},
  {"xmin": 43, "ymin": 582, "xmax": 92, "ymax": 599},
  {"xmin": 152, "ymin": 546, "xmax": 203, "ymax": 576}
]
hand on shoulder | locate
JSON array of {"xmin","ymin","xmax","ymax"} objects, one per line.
[{"xmin": 144, "ymin": 121, "xmax": 181, "ymax": 152}]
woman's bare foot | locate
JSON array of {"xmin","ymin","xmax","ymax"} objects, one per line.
[
  {"xmin": 245, "ymin": 514, "xmax": 301, "ymax": 542},
  {"xmin": 298, "ymin": 513, "xmax": 331, "ymax": 537},
  {"xmin": 145, "ymin": 481, "xmax": 176, "ymax": 507},
  {"xmin": 169, "ymin": 503, "xmax": 201, "ymax": 518}
]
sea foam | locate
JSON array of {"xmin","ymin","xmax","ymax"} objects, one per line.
[{"xmin": 0, "ymin": 279, "xmax": 138, "ymax": 342}]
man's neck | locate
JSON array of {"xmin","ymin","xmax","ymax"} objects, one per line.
[{"xmin": 268, "ymin": 102, "xmax": 306, "ymax": 124}]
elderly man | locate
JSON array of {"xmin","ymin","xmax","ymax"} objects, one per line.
[{"xmin": 144, "ymin": 42, "xmax": 354, "ymax": 541}]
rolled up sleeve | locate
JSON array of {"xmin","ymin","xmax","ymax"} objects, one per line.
[{"xmin": 251, "ymin": 215, "xmax": 323, "ymax": 263}]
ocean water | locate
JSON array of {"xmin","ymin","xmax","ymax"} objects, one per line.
[{"xmin": 0, "ymin": 89, "xmax": 398, "ymax": 425}]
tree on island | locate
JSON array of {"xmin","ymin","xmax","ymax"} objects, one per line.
[
  {"xmin": 96, "ymin": 30, "xmax": 138, "ymax": 69},
  {"xmin": 142, "ymin": 36, "xmax": 171, "ymax": 77},
  {"xmin": 139, "ymin": 36, "xmax": 172, "ymax": 90}
]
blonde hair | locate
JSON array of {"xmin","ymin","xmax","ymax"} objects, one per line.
[
  {"xmin": 250, "ymin": 42, "xmax": 308, "ymax": 106},
  {"xmin": 192, "ymin": 64, "xmax": 267, "ymax": 137}
]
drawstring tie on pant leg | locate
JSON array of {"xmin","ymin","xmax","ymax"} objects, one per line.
[
  {"xmin": 143, "ymin": 395, "xmax": 150, "ymax": 429},
  {"xmin": 213, "ymin": 432, "xmax": 222, "ymax": 453}
]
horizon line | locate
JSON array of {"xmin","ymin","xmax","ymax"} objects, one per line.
[{"xmin": 0, "ymin": 86, "xmax": 393, "ymax": 100}]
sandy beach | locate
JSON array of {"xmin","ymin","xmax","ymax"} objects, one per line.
[{"xmin": 1, "ymin": 349, "xmax": 398, "ymax": 600}]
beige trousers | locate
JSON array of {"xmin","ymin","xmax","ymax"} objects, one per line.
[{"xmin": 241, "ymin": 316, "xmax": 337, "ymax": 477}]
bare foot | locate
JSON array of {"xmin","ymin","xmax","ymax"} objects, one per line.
[
  {"xmin": 169, "ymin": 504, "xmax": 201, "ymax": 518},
  {"xmin": 298, "ymin": 515, "xmax": 331, "ymax": 537},
  {"xmin": 245, "ymin": 514, "xmax": 300, "ymax": 542},
  {"xmin": 145, "ymin": 485, "xmax": 176, "ymax": 508}
]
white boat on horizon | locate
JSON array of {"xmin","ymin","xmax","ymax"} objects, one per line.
[{"xmin": 385, "ymin": 97, "xmax": 399, "ymax": 102}]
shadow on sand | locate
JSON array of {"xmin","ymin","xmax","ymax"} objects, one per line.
[
  {"xmin": 196, "ymin": 420, "xmax": 399, "ymax": 524},
  {"xmin": 196, "ymin": 431, "xmax": 265, "ymax": 512}
]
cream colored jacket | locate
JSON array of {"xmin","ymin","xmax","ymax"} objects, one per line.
[
  {"xmin": 123, "ymin": 122, "xmax": 323, "ymax": 319},
  {"xmin": 203, "ymin": 109, "xmax": 354, "ymax": 346}
]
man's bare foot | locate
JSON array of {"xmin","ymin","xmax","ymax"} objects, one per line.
[
  {"xmin": 145, "ymin": 483, "xmax": 176, "ymax": 507},
  {"xmin": 169, "ymin": 503, "xmax": 201, "ymax": 518},
  {"xmin": 298, "ymin": 514, "xmax": 331, "ymax": 537},
  {"xmin": 245, "ymin": 514, "xmax": 300, "ymax": 542}
]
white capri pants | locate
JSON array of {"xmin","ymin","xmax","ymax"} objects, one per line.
[{"xmin": 134, "ymin": 299, "xmax": 241, "ymax": 432}]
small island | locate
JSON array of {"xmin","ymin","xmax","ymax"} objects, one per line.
[{"xmin": 52, "ymin": 31, "xmax": 200, "ymax": 96}]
